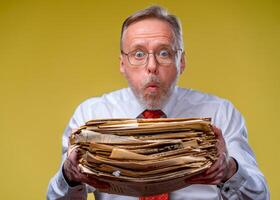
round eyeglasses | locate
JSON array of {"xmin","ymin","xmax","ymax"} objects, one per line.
[{"xmin": 121, "ymin": 48, "xmax": 182, "ymax": 66}]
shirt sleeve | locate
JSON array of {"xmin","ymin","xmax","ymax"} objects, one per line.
[
  {"xmin": 214, "ymin": 100, "xmax": 270, "ymax": 200},
  {"xmin": 47, "ymin": 164, "xmax": 87, "ymax": 200},
  {"xmin": 47, "ymin": 103, "xmax": 94, "ymax": 199}
]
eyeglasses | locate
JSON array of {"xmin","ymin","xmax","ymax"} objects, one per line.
[{"xmin": 121, "ymin": 48, "xmax": 182, "ymax": 66}]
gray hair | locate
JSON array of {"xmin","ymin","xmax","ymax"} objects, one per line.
[{"xmin": 120, "ymin": 5, "xmax": 184, "ymax": 51}]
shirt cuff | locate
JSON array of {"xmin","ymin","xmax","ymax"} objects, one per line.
[
  {"xmin": 218, "ymin": 158, "xmax": 248, "ymax": 198},
  {"xmin": 57, "ymin": 166, "xmax": 87, "ymax": 197}
]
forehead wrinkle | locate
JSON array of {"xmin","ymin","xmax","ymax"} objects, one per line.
[
  {"xmin": 126, "ymin": 41, "xmax": 173, "ymax": 53},
  {"xmin": 131, "ymin": 33, "xmax": 172, "ymax": 40},
  {"xmin": 131, "ymin": 30, "xmax": 172, "ymax": 37},
  {"xmin": 126, "ymin": 26, "xmax": 173, "ymax": 41},
  {"xmin": 124, "ymin": 32, "xmax": 175, "ymax": 51}
]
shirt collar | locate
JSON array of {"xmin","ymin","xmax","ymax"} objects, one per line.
[
  {"xmin": 126, "ymin": 87, "xmax": 145, "ymax": 118},
  {"xmin": 162, "ymin": 86, "xmax": 179, "ymax": 117}
]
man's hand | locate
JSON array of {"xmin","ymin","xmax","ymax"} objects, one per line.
[
  {"xmin": 185, "ymin": 126, "xmax": 237, "ymax": 185},
  {"xmin": 63, "ymin": 148, "xmax": 110, "ymax": 189}
]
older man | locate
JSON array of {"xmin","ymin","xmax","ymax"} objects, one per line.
[{"xmin": 47, "ymin": 5, "xmax": 269, "ymax": 200}]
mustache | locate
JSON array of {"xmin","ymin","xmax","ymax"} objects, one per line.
[{"xmin": 142, "ymin": 75, "xmax": 161, "ymax": 87}]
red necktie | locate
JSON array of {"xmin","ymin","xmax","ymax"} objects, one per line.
[
  {"xmin": 139, "ymin": 193, "xmax": 169, "ymax": 200},
  {"xmin": 141, "ymin": 109, "xmax": 166, "ymax": 119},
  {"xmin": 139, "ymin": 110, "xmax": 169, "ymax": 200}
]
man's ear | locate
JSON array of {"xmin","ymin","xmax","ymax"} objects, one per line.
[
  {"xmin": 179, "ymin": 51, "xmax": 186, "ymax": 74},
  {"xmin": 119, "ymin": 54, "xmax": 125, "ymax": 74}
]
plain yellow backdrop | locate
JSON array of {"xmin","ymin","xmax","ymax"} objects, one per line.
[{"xmin": 0, "ymin": 0, "xmax": 279, "ymax": 199}]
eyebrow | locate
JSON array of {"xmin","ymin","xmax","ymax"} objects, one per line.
[{"xmin": 128, "ymin": 44, "xmax": 175, "ymax": 52}]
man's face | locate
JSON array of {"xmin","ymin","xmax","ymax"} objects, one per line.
[{"xmin": 120, "ymin": 18, "xmax": 185, "ymax": 110}]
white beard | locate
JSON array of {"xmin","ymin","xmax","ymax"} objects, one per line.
[{"xmin": 127, "ymin": 74, "xmax": 178, "ymax": 110}]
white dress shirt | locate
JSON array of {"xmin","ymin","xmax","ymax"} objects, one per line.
[{"xmin": 47, "ymin": 86, "xmax": 269, "ymax": 200}]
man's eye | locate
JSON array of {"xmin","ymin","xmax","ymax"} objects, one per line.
[
  {"xmin": 158, "ymin": 50, "xmax": 170, "ymax": 57},
  {"xmin": 134, "ymin": 51, "xmax": 146, "ymax": 58}
]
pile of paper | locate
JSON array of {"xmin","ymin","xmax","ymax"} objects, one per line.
[{"xmin": 70, "ymin": 118, "xmax": 217, "ymax": 196}]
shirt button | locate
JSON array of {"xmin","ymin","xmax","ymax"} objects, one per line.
[{"xmin": 224, "ymin": 187, "xmax": 230, "ymax": 192}]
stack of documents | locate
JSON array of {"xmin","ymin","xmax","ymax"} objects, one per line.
[{"xmin": 70, "ymin": 118, "xmax": 217, "ymax": 196}]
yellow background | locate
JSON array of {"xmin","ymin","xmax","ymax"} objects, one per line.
[{"xmin": 0, "ymin": 0, "xmax": 279, "ymax": 199}]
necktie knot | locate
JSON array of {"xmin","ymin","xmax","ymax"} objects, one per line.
[{"xmin": 142, "ymin": 110, "xmax": 166, "ymax": 119}]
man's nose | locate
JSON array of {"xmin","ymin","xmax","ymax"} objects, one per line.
[{"xmin": 146, "ymin": 53, "xmax": 159, "ymax": 74}]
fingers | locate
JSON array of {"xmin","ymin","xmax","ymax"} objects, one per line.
[
  {"xmin": 70, "ymin": 150, "xmax": 78, "ymax": 163},
  {"xmin": 184, "ymin": 125, "xmax": 230, "ymax": 185},
  {"xmin": 212, "ymin": 126, "xmax": 225, "ymax": 149},
  {"xmin": 205, "ymin": 152, "xmax": 227, "ymax": 175},
  {"xmin": 187, "ymin": 165, "xmax": 222, "ymax": 182},
  {"xmin": 211, "ymin": 125, "xmax": 222, "ymax": 137},
  {"xmin": 185, "ymin": 165, "xmax": 225, "ymax": 185},
  {"xmin": 65, "ymin": 147, "xmax": 110, "ymax": 189}
]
